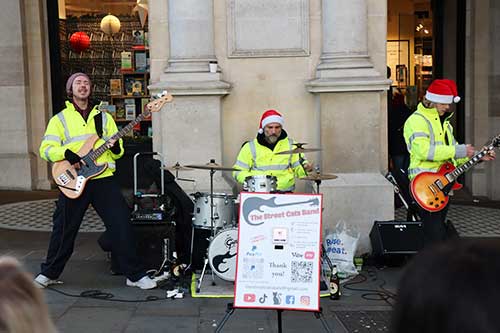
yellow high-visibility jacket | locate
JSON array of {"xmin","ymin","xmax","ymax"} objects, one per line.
[
  {"xmin": 39, "ymin": 101, "xmax": 124, "ymax": 179},
  {"xmin": 403, "ymin": 103, "xmax": 468, "ymax": 180},
  {"xmin": 232, "ymin": 135, "xmax": 307, "ymax": 191}
]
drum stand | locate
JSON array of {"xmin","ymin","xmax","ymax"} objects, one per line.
[
  {"xmin": 195, "ymin": 159, "xmax": 219, "ymax": 293},
  {"xmin": 215, "ymin": 303, "xmax": 332, "ymax": 333}
]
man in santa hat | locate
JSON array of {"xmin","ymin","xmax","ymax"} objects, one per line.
[
  {"xmin": 404, "ymin": 79, "xmax": 496, "ymax": 245},
  {"xmin": 232, "ymin": 109, "xmax": 313, "ymax": 192}
]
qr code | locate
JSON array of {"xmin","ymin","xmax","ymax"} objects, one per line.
[{"xmin": 291, "ymin": 261, "xmax": 313, "ymax": 283}]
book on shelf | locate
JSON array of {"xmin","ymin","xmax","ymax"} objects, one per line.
[
  {"xmin": 121, "ymin": 51, "xmax": 132, "ymax": 71},
  {"xmin": 109, "ymin": 79, "xmax": 122, "ymax": 95},
  {"xmin": 124, "ymin": 98, "xmax": 135, "ymax": 105},
  {"xmin": 125, "ymin": 103, "xmax": 136, "ymax": 121},
  {"xmin": 141, "ymin": 98, "xmax": 151, "ymax": 120},
  {"xmin": 124, "ymin": 76, "xmax": 146, "ymax": 96},
  {"xmin": 106, "ymin": 105, "xmax": 116, "ymax": 120},
  {"xmin": 134, "ymin": 51, "xmax": 148, "ymax": 72},
  {"xmin": 132, "ymin": 30, "xmax": 145, "ymax": 46},
  {"xmin": 115, "ymin": 100, "xmax": 126, "ymax": 120}
]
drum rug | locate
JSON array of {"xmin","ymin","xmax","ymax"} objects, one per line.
[{"xmin": 190, "ymin": 273, "xmax": 330, "ymax": 298}]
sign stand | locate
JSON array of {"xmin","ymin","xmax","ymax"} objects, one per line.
[
  {"xmin": 215, "ymin": 302, "xmax": 332, "ymax": 333},
  {"xmin": 216, "ymin": 192, "xmax": 331, "ymax": 332}
]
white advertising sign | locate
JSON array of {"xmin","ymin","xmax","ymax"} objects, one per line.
[{"xmin": 234, "ymin": 192, "xmax": 322, "ymax": 311}]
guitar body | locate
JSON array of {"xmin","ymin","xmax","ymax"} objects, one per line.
[
  {"xmin": 52, "ymin": 135, "xmax": 108, "ymax": 199},
  {"xmin": 410, "ymin": 162, "xmax": 462, "ymax": 212}
]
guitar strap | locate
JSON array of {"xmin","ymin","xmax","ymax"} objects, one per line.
[{"xmin": 94, "ymin": 112, "xmax": 103, "ymax": 138}]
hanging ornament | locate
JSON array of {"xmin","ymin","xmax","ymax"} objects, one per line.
[
  {"xmin": 69, "ymin": 32, "xmax": 90, "ymax": 53},
  {"xmin": 100, "ymin": 14, "xmax": 121, "ymax": 35},
  {"xmin": 133, "ymin": 0, "xmax": 149, "ymax": 28}
]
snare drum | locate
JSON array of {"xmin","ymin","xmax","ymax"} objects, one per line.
[
  {"xmin": 208, "ymin": 228, "xmax": 238, "ymax": 281},
  {"xmin": 191, "ymin": 192, "xmax": 236, "ymax": 230},
  {"xmin": 243, "ymin": 175, "xmax": 277, "ymax": 192}
]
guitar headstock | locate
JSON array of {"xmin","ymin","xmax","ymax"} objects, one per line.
[
  {"xmin": 492, "ymin": 133, "xmax": 500, "ymax": 148},
  {"xmin": 146, "ymin": 91, "xmax": 173, "ymax": 113}
]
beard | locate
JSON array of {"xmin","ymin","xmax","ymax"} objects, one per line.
[{"xmin": 265, "ymin": 135, "xmax": 278, "ymax": 144}]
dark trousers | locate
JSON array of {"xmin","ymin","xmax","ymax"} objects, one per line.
[
  {"xmin": 418, "ymin": 203, "xmax": 450, "ymax": 246},
  {"xmin": 40, "ymin": 176, "xmax": 146, "ymax": 282}
]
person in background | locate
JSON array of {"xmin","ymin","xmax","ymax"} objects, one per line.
[
  {"xmin": 391, "ymin": 239, "xmax": 500, "ymax": 333},
  {"xmin": 232, "ymin": 109, "xmax": 313, "ymax": 192},
  {"xmin": 403, "ymin": 79, "xmax": 495, "ymax": 244},
  {"xmin": 0, "ymin": 256, "xmax": 57, "ymax": 333},
  {"xmin": 35, "ymin": 72, "xmax": 156, "ymax": 290}
]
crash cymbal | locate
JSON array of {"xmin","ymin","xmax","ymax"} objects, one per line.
[
  {"xmin": 300, "ymin": 173, "xmax": 338, "ymax": 181},
  {"xmin": 162, "ymin": 163, "xmax": 193, "ymax": 171},
  {"xmin": 185, "ymin": 162, "xmax": 238, "ymax": 172},
  {"xmin": 275, "ymin": 147, "xmax": 322, "ymax": 155}
]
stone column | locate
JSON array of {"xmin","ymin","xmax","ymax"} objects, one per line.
[
  {"xmin": 306, "ymin": 0, "xmax": 393, "ymax": 253},
  {"xmin": 149, "ymin": 0, "xmax": 231, "ymax": 193}
]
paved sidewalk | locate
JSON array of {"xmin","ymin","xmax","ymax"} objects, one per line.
[{"xmin": 0, "ymin": 190, "xmax": 498, "ymax": 332}]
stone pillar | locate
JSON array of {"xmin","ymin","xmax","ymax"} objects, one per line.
[
  {"xmin": 306, "ymin": 0, "xmax": 393, "ymax": 253},
  {"xmin": 149, "ymin": 0, "xmax": 231, "ymax": 193}
]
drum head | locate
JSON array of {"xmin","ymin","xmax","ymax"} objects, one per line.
[{"xmin": 208, "ymin": 228, "xmax": 238, "ymax": 281}]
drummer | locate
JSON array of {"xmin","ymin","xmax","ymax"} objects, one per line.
[{"xmin": 232, "ymin": 109, "xmax": 313, "ymax": 192}]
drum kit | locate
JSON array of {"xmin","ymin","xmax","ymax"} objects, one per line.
[{"xmin": 163, "ymin": 143, "xmax": 337, "ymax": 291}]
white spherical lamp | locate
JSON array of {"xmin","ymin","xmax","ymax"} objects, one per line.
[{"xmin": 100, "ymin": 14, "xmax": 121, "ymax": 35}]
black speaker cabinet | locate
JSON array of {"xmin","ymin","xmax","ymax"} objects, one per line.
[
  {"xmin": 190, "ymin": 228, "xmax": 212, "ymax": 271},
  {"xmin": 370, "ymin": 220, "xmax": 424, "ymax": 256},
  {"xmin": 132, "ymin": 222, "xmax": 176, "ymax": 271}
]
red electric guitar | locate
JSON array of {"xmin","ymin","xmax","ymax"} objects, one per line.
[
  {"xmin": 410, "ymin": 134, "xmax": 500, "ymax": 212},
  {"xmin": 52, "ymin": 92, "xmax": 173, "ymax": 199}
]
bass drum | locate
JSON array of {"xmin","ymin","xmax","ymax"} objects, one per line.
[{"xmin": 208, "ymin": 228, "xmax": 238, "ymax": 281}]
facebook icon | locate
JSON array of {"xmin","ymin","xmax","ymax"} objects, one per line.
[{"xmin": 285, "ymin": 295, "xmax": 295, "ymax": 304}]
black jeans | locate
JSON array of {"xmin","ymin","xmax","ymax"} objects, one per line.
[
  {"xmin": 40, "ymin": 176, "xmax": 146, "ymax": 282},
  {"xmin": 418, "ymin": 203, "xmax": 450, "ymax": 247}
]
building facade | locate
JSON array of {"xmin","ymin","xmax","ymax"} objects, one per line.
[{"xmin": 1, "ymin": 0, "xmax": 499, "ymax": 252}]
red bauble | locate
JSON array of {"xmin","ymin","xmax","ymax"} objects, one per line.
[{"xmin": 69, "ymin": 32, "xmax": 90, "ymax": 53}]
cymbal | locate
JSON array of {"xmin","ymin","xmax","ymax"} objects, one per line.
[
  {"xmin": 275, "ymin": 147, "xmax": 322, "ymax": 155},
  {"xmin": 162, "ymin": 163, "xmax": 193, "ymax": 171},
  {"xmin": 185, "ymin": 162, "xmax": 238, "ymax": 172},
  {"xmin": 300, "ymin": 173, "xmax": 338, "ymax": 181}
]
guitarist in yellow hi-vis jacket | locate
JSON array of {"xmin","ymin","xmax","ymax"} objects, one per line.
[
  {"xmin": 404, "ymin": 79, "xmax": 495, "ymax": 245},
  {"xmin": 35, "ymin": 72, "xmax": 156, "ymax": 290}
]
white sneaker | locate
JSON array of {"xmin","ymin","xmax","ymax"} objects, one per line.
[
  {"xmin": 34, "ymin": 274, "xmax": 63, "ymax": 288},
  {"xmin": 126, "ymin": 276, "xmax": 157, "ymax": 290}
]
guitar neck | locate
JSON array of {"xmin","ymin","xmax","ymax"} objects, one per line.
[
  {"xmin": 447, "ymin": 148, "xmax": 490, "ymax": 181},
  {"xmin": 88, "ymin": 109, "xmax": 151, "ymax": 160}
]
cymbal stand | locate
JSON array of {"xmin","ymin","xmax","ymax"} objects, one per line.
[{"xmin": 196, "ymin": 159, "xmax": 218, "ymax": 293}]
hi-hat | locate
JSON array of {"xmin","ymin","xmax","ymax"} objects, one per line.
[
  {"xmin": 275, "ymin": 147, "xmax": 322, "ymax": 155},
  {"xmin": 300, "ymin": 173, "xmax": 338, "ymax": 181},
  {"xmin": 185, "ymin": 162, "xmax": 238, "ymax": 172},
  {"xmin": 162, "ymin": 162, "xmax": 193, "ymax": 171}
]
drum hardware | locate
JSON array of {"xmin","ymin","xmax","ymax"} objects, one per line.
[
  {"xmin": 162, "ymin": 162, "xmax": 196, "ymax": 184},
  {"xmin": 299, "ymin": 168, "xmax": 338, "ymax": 193},
  {"xmin": 274, "ymin": 142, "xmax": 322, "ymax": 155},
  {"xmin": 186, "ymin": 159, "xmax": 237, "ymax": 292}
]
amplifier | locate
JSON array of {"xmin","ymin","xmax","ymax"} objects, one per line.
[
  {"xmin": 111, "ymin": 222, "xmax": 176, "ymax": 273},
  {"xmin": 131, "ymin": 209, "xmax": 168, "ymax": 222},
  {"xmin": 370, "ymin": 220, "xmax": 424, "ymax": 256}
]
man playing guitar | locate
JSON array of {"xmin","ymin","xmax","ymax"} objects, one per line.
[
  {"xmin": 403, "ymin": 79, "xmax": 495, "ymax": 245},
  {"xmin": 35, "ymin": 72, "xmax": 156, "ymax": 289}
]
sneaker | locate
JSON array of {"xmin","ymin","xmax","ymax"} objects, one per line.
[
  {"xmin": 126, "ymin": 276, "xmax": 157, "ymax": 290},
  {"xmin": 34, "ymin": 274, "xmax": 63, "ymax": 288}
]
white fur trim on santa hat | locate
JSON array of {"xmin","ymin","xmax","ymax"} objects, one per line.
[
  {"xmin": 425, "ymin": 91, "xmax": 454, "ymax": 104},
  {"xmin": 261, "ymin": 114, "xmax": 284, "ymax": 129}
]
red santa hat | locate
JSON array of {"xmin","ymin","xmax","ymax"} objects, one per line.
[
  {"xmin": 425, "ymin": 79, "xmax": 461, "ymax": 104},
  {"xmin": 258, "ymin": 109, "xmax": 284, "ymax": 134}
]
